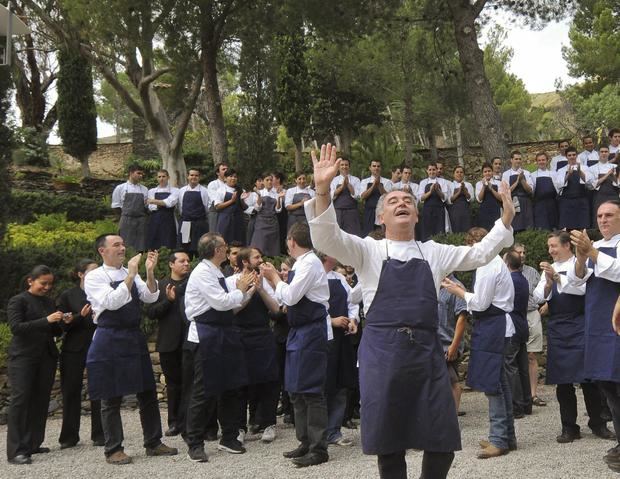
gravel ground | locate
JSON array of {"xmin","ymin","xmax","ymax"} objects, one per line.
[{"xmin": 1, "ymin": 384, "xmax": 618, "ymax": 478}]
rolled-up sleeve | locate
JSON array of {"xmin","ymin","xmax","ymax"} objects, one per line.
[{"xmin": 275, "ymin": 259, "xmax": 318, "ymax": 306}]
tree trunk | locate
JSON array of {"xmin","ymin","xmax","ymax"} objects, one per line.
[
  {"xmin": 151, "ymin": 133, "xmax": 187, "ymax": 187},
  {"xmin": 403, "ymin": 89, "xmax": 416, "ymax": 165},
  {"xmin": 202, "ymin": 43, "xmax": 228, "ymax": 168},
  {"xmin": 293, "ymin": 138, "xmax": 303, "ymax": 174},
  {"xmin": 427, "ymin": 129, "xmax": 438, "ymax": 162},
  {"xmin": 78, "ymin": 153, "xmax": 91, "ymax": 178},
  {"xmin": 340, "ymin": 126, "xmax": 354, "ymax": 156},
  {"xmin": 446, "ymin": 0, "xmax": 509, "ymax": 165},
  {"xmin": 455, "ymin": 114, "xmax": 464, "ymax": 167}
]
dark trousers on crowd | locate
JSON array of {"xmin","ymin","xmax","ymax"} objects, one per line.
[
  {"xmin": 7, "ymin": 352, "xmax": 57, "ymax": 459},
  {"xmin": 556, "ymin": 382, "xmax": 606, "ymax": 433},
  {"xmin": 275, "ymin": 341, "xmax": 292, "ymax": 416},
  {"xmin": 100, "ymin": 389, "xmax": 162, "ymax": 457},
  {"xmin": 504, "ymin": 339, "xmax": 532, "ymax": 415},
  {"xmin": 159, "ymin": 349, "xmax": 183, "ymax": 431},
  {"xmin": 377, "ymin": 450, "xmax": 455, "ymax": 479},
  {"xmin": 59, "ymin": 349, "xmax": 103, "ymax": 445},
  {"xmin": 290, "ymin": 392, "xmax": 328, "ymax": 457},
  {"xmin": 240, "ymin": 381, "xmax": 280, "ymax": 431},
  {"xmin": 185, "ymin": 347, "xmax": 240, "ymax": 448},
  {"xmin": 597, "ymin": 381, "xmax": 620, "ymax": 442}
]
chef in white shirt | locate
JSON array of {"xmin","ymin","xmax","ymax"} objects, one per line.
[
  {"xmin": 330, "ymin": 157, "xmax": 362, "ymax": 236},
  {"xmin": 285, "ymin": 173, "xmax": 315, "ymax": 231},
  {"xmin": 608, "ymin": 128, "xmax": 620, "ymax": 161},
  {"xmin": 577, "ymin": 135, "xmax": 600, "ymax": 167},
  {"xmin": 111, "ymin": 165, "xmax": 149, "ymax": 251},
  {"xmin": 391, "ymin": 165, "xmax": 420, "ymax": 202},
  {"xmin": 358, "ymin": 160, "xmax": 392, "ymax": 237},
  {"xmin": 531, "ymin": 152, "xmax": 559, "ymax": 230},
  {"xmin": 589, "ymin": 146, "xmax": 619, "ymax": 216},
  {"xmin": 551, "ymin": 140, "xmax": 571, "ymax": 172},
  {"xmin": 502, "ymin": 151, "xmax": 534, "ymax": 232},
  {"xmin": 555, "ymin": 146, "xmax": 594, "ymax": 230},
  {"xmin": 177, "ymin": 169, "xmax": 210, "ymax": 257},
  {"xmin": 146, "ymin": 169, "xmax": 179, "ymax": 250},
  {"xmin": 207, "ymin": 162, "xmax": 228, "ymax": 232}
]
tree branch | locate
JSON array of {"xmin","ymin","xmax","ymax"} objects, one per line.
[
  {"xmin": 171, "ymin": 71, "xmax": 204, "ymax": 154},
  {"xmin": 472, "ymin": 0, "xmax": 488, "ymax": 18},
  {"xmin": 139, "ymin": 68, "xmax": 173, "ymax": 90},
  {"xmin": 91, "ymin": 54, "xmax": 144, "ymax": 119}
]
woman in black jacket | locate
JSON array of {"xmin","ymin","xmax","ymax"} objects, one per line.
[
  {"xmin": 6, "ymin": 265, "xmax": 63, "ymax": 465},
  {"xmin": 56, "ymin": 259, "xmax": 104, "ymax": 449}
]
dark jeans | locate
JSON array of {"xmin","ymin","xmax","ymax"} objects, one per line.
[
  {"xmin": 290, "ymin": 392, "xmax": 328, "ymax": 456},
  {"xmin": 275, "ymin": 340, "xmax": 292, "ymax": 415},
  {"xmin": 598, "ymin": 381, "xmax": 620, "ymax": 442},
  {"xmin": 185, "ymin": 346, "xmax": 240, "ymax": 448},
  {"xmin": 556, "ymin": 382, "xmax": 606, "ymax": 433},
  {"xmin": 504, "ymin": 338, "xmax": 532, "ymax": 414},
  {"xmin": 240, "ymin": 381, "xmax": 279, "ymax": 431},
  {"xmin": 6, "ymin": 352, "xmax": 57, "ymax": 459},
  {"xmin": 59, "ymin": 349, "xmax": 103, "ymax": 445},
  {"xmin": 326, "ymin": 388, "xmax": 347, "ymax": 442},
  {"xmin": 101, "ymin": 389, "xmax": 162, "ymax": 457},
  {"xmin": 159, "ymin": 349, "xmax": 183, "ymax": 430},
  {"xmin": 377, "ymin": 450, "xmax": 455, "ymax": 479}
]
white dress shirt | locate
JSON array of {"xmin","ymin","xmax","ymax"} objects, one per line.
[
  {"xmin": 207, "ymin": 178, "xmax": 226, "ymax": 208},
  {"xmin": 85, "ymin": 265, "xmax": 159, "ymax": 324},
  {"xmin": 275, "ymin": 250, "xmax": 332, "ymax": 340},
  {"xmin": 285, "ymin": 186, "xmax": 315, "ymax": 207},
  {"xmin": 550, "ymin": 155, "xmax": 568, "ymax": 172},
  {"xmin": 578, "ymin": 149, "xmax": 599, "ymax": 166},
  {"xmin": 244, "ymin": 191, "xmax": 259, "ymax": 215},
  {"xmin": 475, "ymin": 179, "xmax": 502, "ymax": 203},
  {"xmin": 357, "ymin": 176, "xmax": 392, "ymax": 198},
  {"xmin": 229, "ymin": 274, "xmax": 277, "ymax": 304},
  {"xmin": 532, "ymin": 256, "xmax": 585, "ymax": 303},
  {"xmin": 567, "ymin": 234, "xmax": 620, "ymax": 285},
  {"xmin": 450, "ymin": 181, "xmax": 474, "ymax": 202},
  {"xmin": 147, "ymin": 185, "xmax": 180, "ymax": 212},
  {"xmin": 305, "ymin": 201, "xmax": 513, "ymax": 314},
  {"xmin": 256, "ymin": 188, "xmax": 282, "ymax": 212},
  {"xmin": 330, "ymin": 174, "xmax": 361, "ymax": 200},
  {"xmin": 418, "ymin": 178, "xmax": 450, "ymax": 203},
  {"xmin": 185, "ymin": 260, "xmax": 244, "ymax": 343},
  {"xmin": 214, "ymin": 184, "xmax": 239, "ymax": 205},
  {"xmin": 502, "ymin": 169, "xmax": 534, "ymax": 190},
  {"xmin": 178, "ymin": 184, "xmax": 209, "ymax": 216},
  {"xmin": 589, "ymin": 162, "xmax": 619, "ymax": 191},
  {"xmin": 327, "ymin": 270, "xmax": 360, "ymax": 323},
  {"xmin": 350, "ymin": 282, "xmax": 363, "ymax": 315},
  {"xmin": 555, "ymin": 164, "xmax": 595, "ymax": 192},
  {"xmin": 463, "ymin": 255, "xmax": 515, "ymax": 337},
  {"xmin": 531, "ymin": 169, "xmax": 560, "ymax": 194},
  {"xmin": 111, "ymin": 182, "xmax": 148, "ymax": 208}
]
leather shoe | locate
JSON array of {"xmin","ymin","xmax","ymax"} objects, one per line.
[
  {"xmin": 145, "ymin": 443, "xmax": 178, "ymax": 456},
  {"xmin": 8, "ymin": 454, "xmax": 31, "ymax": 465},
  {"xmin": 556, "ymin": 430, "xmax": 581, "ymax": 443},
  {"xmin": 106, "ymin": 450, "xmax": 132, "ymax": 465},
  {"xmin": 477, "ymin": 445, "xmax": 508, "ymax": 459},
  {"xmin": 292, "ymin": 452, "xmax": 329, "ymax": 467},
  {"xmin": 592, "ymin": 426, "xmax": 616, "ymax": 440},
  {"xmin": 32, "ymin": 447, "xmax": 50, "ymax": 454},
  {"xmin": 283, "ymin": 445, "xmax": 309, "ymax": 458},
  {"xmin": 164, "ymin": 426, "xmax": 181, "ymax": 437},
  {"xmin": 604, "ymin": 445, "xmax": 620, "ymax": 465},
  {"xmin": 479, "ymin": 439, "xmax": 516, "ymax": 451}
]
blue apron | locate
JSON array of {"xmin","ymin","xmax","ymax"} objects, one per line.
[
  {"xmin": 250, "ymin": 195, "xmax": 280, "ymax": 256},
  {"xmin": 587, "ymin": 158, "xmax": 599, "ymax": 167},
  {"xmin": 86, "ymin": 281, "xmax": 155, "ymax": 400},
  {"xmin": 216, "ymin": 190, "xmax": 245, "ymax": 244},
  {"xmin": 285, "ymin": 271, "xmax": 329, "ymax": 394},
  {"xmin": 233, "ymin": 285, "xmax": 279, "ymax": 384},
  {"xmin": 558, "ymin": 170, "xmax": 590, "ymax": 229},
  {"xmin": 180, "ymin": 189, "xmax": 208, "ymax": 252},
  {"xmin": 119, "ymin": 191, "xmax": 147, "ymax": 251},
  {"xmin": 421, "ymin": 182, "xmax": 446, "ymax": 241},
  {"xmin": 509, "ymin": 174, "xmax": 533, "ymax": 232},
  {"xmin": 448, "ymin": 186, "xmax": 471, "ymax": 233},
  {"xmin": 288, "ymin": 191, "xmax": 311, "ymax": 231},
  {"xmin": 334, "ymin": 181, "xmax": 362, "ymax": 236},
  {"xmin": 148, "ymin": 191, "xmax": 177, "ymax": 250},
  {"xmin": 358, "ymin": 253, "xmax": 461, "ymax": 455},
  {"xmin": 546, "ymin": 272, "xmax": 586, "ymax": 384},
  {"xmin": 195, "ymin": 277, "xmax": 248, "ymax": 397},
  {"xmin": 362, "ymin": 183, "xmax": 382, "ymax": 237},
  {"xmin": 467, "ymin": 303, "xmax": 507, "ymax": 394},
  {"xmin": 477, "ymin": 183, "xmax": 501, "ymax": 231},
  {"xmin": 584, "ymin": 246, "xmax": 620, "ymax": 382},
  {"xmin": 533, "ymin": 175, "xmax": 558, "ymax": 230},
  {"xmin": 325, "ymin": 278, "xmax": 357, "ymax": 396}
]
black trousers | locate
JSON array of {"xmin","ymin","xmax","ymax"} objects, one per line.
[
  {"xmin": 598, "ymin": 381, "xmax": 620, "ymax": 442},
  {"xmin": 556, "ymin": 382, "xmax": 606, "ymax": 433},
  {"xmin": 290, "ymin": 392, "xmax": 328, "ymax": 456},
  {"xmin": 100, "ymin": 389, "xmax": 162, "ymax": 457},
  {"xmin": 159, "ymin": 348, "xmax": 183, "ymax": 430},
  {"xmin": 275, "ymin": 340, "xmax": 292, "ymax": 415},
  {"xmin": 6, "ymin": 352, "xmax": 57, "ymax": 459},
  {"xmin": 58, "ymin": 349, "xmax": 103, "ymax": 445},
  {"xmin": 185, "ymin": 346, "xmax": 240, "ymax": 448},
  {"xmin": 504, "ymin": 339, "xmax": 532, "ymax": 414},
  {"xmin": 240, "ymin": 381, "xmax": 280, "ymax": 431},
  {"xmin": 377, "ymin": 451, "xmax": 455, "ymax": 479}
]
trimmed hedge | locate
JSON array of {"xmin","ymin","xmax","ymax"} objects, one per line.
[{"xmin": 9, "ymin": 191, "xmax": 109, "ymax": 224}]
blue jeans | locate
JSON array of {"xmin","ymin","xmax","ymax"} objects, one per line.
[
  {"xmin": 485, "ymin": 339, "xmax": 516, "ymax": 449},
  {"xmin": 326, "ymin": 388, "xmax": 347, "ymax": 443}
]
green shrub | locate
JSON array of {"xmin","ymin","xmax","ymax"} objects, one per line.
[
  {"xmin": 0, "ymin": 323, "xmax": 11, "ymax": 369},
  {"xmin": 9, "ymin": 191, "xmax": 109, "ymax": 224}
]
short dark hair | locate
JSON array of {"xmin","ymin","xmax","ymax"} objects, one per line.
[
  {"xmin": 491, "ymin": 157, "xmax": 502, "ymax": 163},
  {"xmin": 582, "ymin": 135, "xmax": 593, "ymax": 141},
  {"xmin": 340, "ymin": 157, "xmax": 350, "ymax": 165},
  {"xmin": 504, "ymin": 250, "xmax": 522, "ymax": 270},
  {"xmin": 565, "ymin": 146, "xmax": 578, "ymax": 155},
  {"xmin": 227, "ymin": 241, "xmax": 243, "ymax": 255},
  {"xmin": 391, "ymin": 165, "xmax": 401, "ymax": 173},
  {"xmin": 168, "ymin": 250, "xmax": 187, "ymax": 265},
  {"xmin": 94, "ymin": 233, "xmax": 116, "ymax": 252},
  {"xmin": 548, "ymin": 230, "xmax": 571, "ymax": 247},
  {"xmin": 272, "ymin": 171, "xmax": 285, "ymax": 183},
  {"xmin": 127, "ymin": 163, "xmax": 143, "ymax": 174},
  {"xmin": 599, "ymin": 200, "xmax": 620, "ymax": 212},
  {"xmin": 510, "ymin": 150, "xmax": 521, "ymax": 159},
  {"xmin": 482, "ymin": 162, "xmax": 493, "ymax": 171},
  {"xmin": 198, "ymin": 233, "xmax": 223, "ymax": 260},
  {"xmin": 23, "ymin": 264, "xmax": 54, "ymax": 290},
  {"xmin": 370, "ymin": 159, "xmax": 382, "ymax": 165},
  {"xmin": 609, "ymin": 128, "xmax": 620, "ymax": 138},
  {"xmin": 71, "ymin": 259, "xmax": 98, "ymax": 283},
  {"xmin": 236, "ymin": 247, "xmax": 255, "ymax": 270},
  {"xmin": 224, "ymin": 168, "xmax": 237, "ymax": 178},
  {"xmin": 158, "ymin": 169, "xmax": 169, "ymax": 176},
  {"xmin": 427, "ymin": 162, "xmax": 437, "ymax": 168},
  {"xmin": 214, "ymin": 162, "xmax": 228, "ymax": 176},
  {"xmin": 188, "ymin": 168, "xmax": 201, "ymax": 176},
  {"xmin": 287, "ymin": 222, "xmax": 313, "ymax": 249}
]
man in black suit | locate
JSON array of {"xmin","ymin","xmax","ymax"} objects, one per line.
[{"xmin": 145, "ymin": 251, "xmax": 191, "ymax": 436}]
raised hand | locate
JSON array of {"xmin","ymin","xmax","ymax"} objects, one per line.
[
  {"xmin": 499, "ymin": 181, "xmax": 515, "ymax": 228},
  {"xmin": 166, "ymin": 283, "xmax": 176, "ymax": 301},
  {"xmin": 145, "ymin": 250, "xmax": 158, "ymax": 272},
  {"xmin": 236, "ymin": 272, "xmax": 254, "ymax": 294},
  {"xmin": 127, "ymin": 253, "xmax": 142, "ymax": 276},
  {"xmin": 311, "ymin": 143, "xmax": 341, "ymax": 193},
  {"xmin": 540, "ymin": 262, "xmax": 556, "ymax": 283}
]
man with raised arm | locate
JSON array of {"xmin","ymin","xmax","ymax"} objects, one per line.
[{"xmin": 305, "ymin": 144, "xmax": 515, "ymax": 479}]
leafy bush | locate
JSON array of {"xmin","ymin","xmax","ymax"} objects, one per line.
[
  {"xmin": 0, "ymin": 323, "xmax": 11, "ymax": 369},
  {"xmin": 9, "ymin": 191, "xmax": 109, "ymax": 224},
  {"xmin": 11, "ymin": 126, "xmax": 49, "ymax": 167}
]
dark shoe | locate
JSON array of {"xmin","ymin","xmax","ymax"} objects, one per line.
[
  {"xmin": 32, "ymin": 447, "xmax": 50, "ymax": 454},
  {"xmin": 217, "ymin": 439, "xmax": 246, "ymax": 454},
  {"xmin": 513, "ymin": 412, "xmax": 525, "ymax": 419},
  {"xmin": 283, "ymin": 414, "xmax": 294, "ymax": 424},
  {"xmin": 608, "ymin": 462, "xmax": 620, "ymax": 473},
  {"xmin": 106, "ymin": 450, "xmax": 132, "ymax": 465},
  {"xmin": 145, "ymin": 443, "xmax": 178, "ymax": 456},
  {"xmin": 188, "ymin": 446, "xmax": 208, "ymax": 462},
  {"xmin": 532, "ymin": 396, "xmax": 547, "ymax": 407},
  {"xmin": 605, "ymin": 444, "xmax": 620, "ymax": 464},
  {"xmin": 283, "ymin": 444, "xmax": 309, "ymax": 459},
  {"xmin": 342, "ymin": 419, "xmax": 358, "ymax": 429},
  {"xmin": 479, "ymin": 439, "xmax": 517, "ymax": 451},
  {"xmin": 205, "ymin": 431, "xmax": 219, "ymax": 442},
  {"xmin": 60, "ymin": 442, "xmax": 77, "ymax": 449},
  {"xmin": 556, "ymin": 430, "xmax": 582, "ymax": 443},
  {"xmin": 8, "ymin": 455, "xmax": 32, "ymax": 465},
  {"xmin": 92, "ymin": 438, "xmax": 105, "ymax": 447},
  {"xmin": 165, "ymin": 426, "xmax": 181, "ymax": 437},
  {"xmin": 292, "ymin": 452, "xmax": 329, "ymax": 467},
  {"xmin": 592, "ymin": 426, "xmax": 616, "ymax": 440},
  {"xmin": 457, "ymin": 411, "xmax": 466, "ymax": 417}
]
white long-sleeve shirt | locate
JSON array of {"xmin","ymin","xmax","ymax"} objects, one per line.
[
  {"xmin": 214, "ymin": 184, "xmax": 239, "ymax": 205},
  {"xmin": 475, "ymin": 179, "xmax": 502, "ymax": 203},
  {"xmin": 305, "ymin": 201, "xmax": 514, "ymax": 314},
  {"xmin": 589, "ymin": 162, "xmax": 619, "ymax": 191},
  {"xmin": 178, "ymin": 184, "xmax": 209, "ymax": 216},
  {"xmin": 147, "ymin": 185, "xmax": 180, "ymax": 211},
  {"xmin": 357, "ymin": 176, "xmax": 392, "ymax": 198},
  {"xmin": 330, "ymin": 174, "xmax": 361, "ymax": 200},
  {"xmin": 256, "ymin": 188, "xmax": 282, "ymax": 212},
  {"xmin": 463, "ymin": 255, "xmax": 515, "ymax": 337},
  {"xmin": 85, "ymin": 264, "xmax": 159, "ymax": 324},
  {"xmin": 555, "ymin": 164, "xmax": 594, "ymax": 192},
  {"xmin": 450, "ymin": 181, "xmax": 474, "ymax": 202},
  {"xmin": 207, "ymin": 178, "xmax": 226, "ymax": 208},
  {"xmin": 327, "ymin": 270, "xmax": 360, "ymax": 323},
  {"xmin": 111, "ymin": 182, "xmax": 148, "ymax": 209},
  {"xmin": 531, "ymin": 169, "xmax": 560, "ymax": 194},
  {"xmin": 567, "ymin": 234, "xmax": 620, "ymax": 286},
  {"xmin": 274, "ymin": 250, "xmax": 332, "ymax": 339},
  {"xmin": 550, "ymin": 155, "xmax": 568, "ymax": 172},
  {"xmin": 285, "ymin": 186, "xmax": 315, "ymax": 207},
  {"xmin": 418, "ymin": 178, "xmax": 450, "ymax": 203},
  {"xmin": 532, "ymin": 256, "xmax": 585, "ymax": 303},
  {"xmin": 578, "ymin": 149, "xmax": 599, "ymax": 166},
  {"xmin": 185, "ymin": 260, "xmax": 244, "ymax": 343},
  {"xmin": 502, "ymin": 169, "xmax": 534, "ymax": 191}
]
